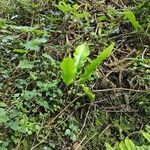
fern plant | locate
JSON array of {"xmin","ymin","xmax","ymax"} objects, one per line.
[{"xmin": 60, "ymin": 42, "xmax": 115, "ymax": 100}]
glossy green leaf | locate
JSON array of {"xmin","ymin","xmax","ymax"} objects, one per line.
[
  {"xmin": 119, "ymin": 141, "xmax": 128, "ymax": 150},
  {"xmin": 125, "ymin": 138, "xmax": 136, "ymax": 150},
  {"xmin": 79, "ymin": 42, "xmax": 115, "ymax": 84},
  {"xmin": 61, "ymin": 57, "xmax": 76, "ymax": 86},
  {"xmin": 73, "ymin": 43, "xmax": 90, "ymax": 70}
]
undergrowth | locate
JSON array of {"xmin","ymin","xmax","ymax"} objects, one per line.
[{"xmin": 0, "ymin": 0, "xmax": 149, "ymax": 150}]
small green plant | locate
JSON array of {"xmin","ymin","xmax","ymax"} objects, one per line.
[
  {"xmin": 57, "ymin": 1, "xmax": 90, "ymax": 21},
  {"xmin": 123, "ymin": 10, "xmax": 143, "ymax": 32},
  {"xmin": 106, "ymin": 130, "xmax": 150, "ymax": 150},
  {"xmin": 60, "ymin": 42, "xmax": 115, "ymax": 100}
]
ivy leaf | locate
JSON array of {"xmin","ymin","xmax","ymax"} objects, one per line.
[
  {"xmin": 19, "ymin": 59, "xmax": 34, "ymax": 69},
  {"xmin": 36, "ymin": 99, "xmax": 49, "ymax": 110},
  {"xmin": 42, "ymin": 53, "xmax": 56, "ymax": 66},
  {"xmin": 73, "ymin": 43, "xmax": 90, "ymax": 70},
  {"xmin": 24, "ymin": 38, "xmax": 47, "ymax": 51},
  {"xmin": 0, "ymin": 108, "xmax": 9, "ymax": 124},
  {"xmin": 61, "ymin": 57, "xmax": 76, "ymax": 86},
  {"xmin": 64, "ymin": 129, "xmax": 71, "ymax": 136},
  {"xmin": 125, "ymin": 138, "xmax": 136, "ymax": 150},
  {"xmin": 79, "ymin": 42, "xmax": 115, "ymax": 84}
]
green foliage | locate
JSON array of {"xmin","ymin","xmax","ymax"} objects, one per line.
[
  {"xmin": 0, "ymin": 108, "xmax": 9, "ymax": 124},
  {"xmin": 81, "ymin": 85, "xmax": 95, "ymax": 101},
  {"xmin": 13, "ymin": 49, "xmax": 29, "ymax": 53},
  {"xmin": 64, "ymin": 124, "xmax": 79, "ymax": 142},
  {"xmin": 57, "ymin": 0, "xmax": 90, "ymax": 21},
  {"xmin": 124, "ymin": 10, "xmax": 143, "ymax": 31},
  {"xmin": 79, "ymin": 42, "xmax": 115, "ymax": 84},
  {"xmin": 119, "ymin": 141, "xmax": 128, "ymax": 150},
  {"xmin": 61, "ymin": 57, "xmax": 76, "ymax": 86},
  {"xmin": 7, "ymin": 25, "xmax": 47, "ymax": 35},
  {"xmin": 73, "ymin": 43, "xmax": 90, "ymax": 70},
  {"xmin": 60, "ymin": 43, "xmax": 114, "ymax": 100},
  {"xmin": 0, "ymin": 0, "xmax": 149, "ymax": 149},
  {"xmin": 0, "ymin": 18, "xmax": 6, "ymax": 27},
  {"xmin": 24, "ymin": 38, "xmax": 47, "ymax": 51},
  {"xmin": 61, "ymin": 42, "xmax": 114, "ymax": 86},
  {"xmin": 142, "ymin": 132, "xmax": 150, "ymax": 143},
  {"xmin": 18, "ymin": 59, "xmax": 34, "ymax": 69},
  {"xmin": 57, "ymin": 1, "xmax": 79, "ymax": 13},
  {"xmin": 106, "ymin": 131, "xmax": 150, "ymax": 150},
  {"xmin": 125, "ymin": 138, "xmax": 136, "ymax": 150}
]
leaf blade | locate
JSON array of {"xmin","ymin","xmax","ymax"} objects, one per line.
[
  {"xmin": 61, "ymin": 57, "xmax": 76, "ymax": 86},
  {"xmin": 125, "ymin": 138, "xmax": 136, "ymax": 150},
  {"xmin": 124, "ymin": 10, "xmax": 143, "ymax": 31},
  {"xmin": 119, "ymin": 141, "xmax": 128, "ymax": 150},
  {"xmin": 73, "ymin": 43, "xmax": 90, "ymax": 70},
  {"xmin": 79, "ymin": 42, "xmax": 115, "ymax": 84}
]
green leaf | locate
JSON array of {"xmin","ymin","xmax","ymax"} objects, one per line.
[
  {"xmin": 6, "ymin": 121, "xmax": 20, "ymax": 131},
  {"xmin": 42, "ymin": 53, "xmax": 56, "ymax": 66},
  {"xmin": 57, "ymin": 1, "xmax": 79, "ymax": 13},
  {"xmin": 61, "ymin": 57, "xmax": 76, "ymax": 86},
  {"xmin": 124, "ymin": 10, "xmax": 143, "ymax": 31},
  {"xmin": 73, "ymin": 43, "xmax": 90, "ymax": 70},
  {"xmin": 0, "ymin": 18, "xmax": 6, "ymax": 27},
  {"xmin": 142, "ymin": 132, "xmax": 150, "ymax": 143},
  {"xmin": 36, "ymin": 99, "xmax": 49, "ymax": 110},
  {"xmin": 105, "ymin": 143, "xmax": 113, "ymax": 150},
  {"xmin": 7, "ymin": 25, "xmax": 47, "ymax": 35},
  {"xmin": 0, "ymin": 102, "xmax": 7, "ymax": 107},
  {"xmin": 119, "ymin": 141, "xmax": 128, "ymax": 150},
  {"xmin": 13, "ymin": 49, "xmax": 29, "ymax": 53},
  {"xmin": 81, "ymin": 85, "xmax": 95, "ymax": 101},
  {"xmin": 21, "ymin": 90, "xmax": 37, "ymax": 100},
  {"xmin": 30, "ymin": 72, "xmax": 38, "ymax": 80},
  {"xmin": 0, "ymin": 108, "xmax": 9, "ymax": 124},
  {"xmin": 73, "ymin": 12, "xmax": 90, "ymax": 19},
  {"xmin": 24, "ymin": 38, "xmax": 47, "ymax": 51},
  {"xmin": 19, "ymin": 59, "xmax": 34, "ymax": 69},
  {"xmin": 125, "ymin": 138, "xmax": 136, "ymax": 150},
  {"xmin": 64, "ymin": 129, "xmax": 71, "ymax": 136},
  {"xmin": 79, "ymin": 42, "xmax": 115, "ymax": 84}
]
